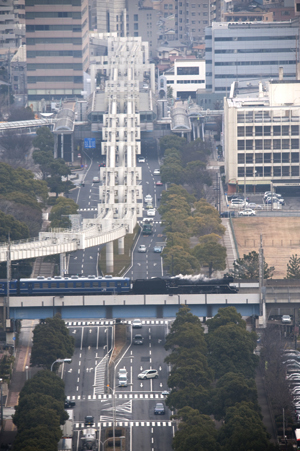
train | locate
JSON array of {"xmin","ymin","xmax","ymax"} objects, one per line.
[{"xmin": 0, "ymin": 274, "xmax": 238, "ymax": 296}]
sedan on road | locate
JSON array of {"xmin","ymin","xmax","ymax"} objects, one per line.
[
  {"xmin": 154, "ymin": 402, "xmax": 165, "ymax": 415},
  {"xmin": 154, "ymin": 245, "xmax": 162, "ymax": 253},
  {"xmin": 147, "ymin": 209, "xmax": 156, "ymax": 217},
  {"xmin": 133, "ymin": 334, "xmax": 144, "ymax": 345},
  {"xmin": 138, "ymin": 157, "xmax": 145, "ymax": 163},
  {"xmin": 132, "ymin": 318, "xmax": 142, "ymax": 328},
  {"xmin": 238, "ymin": 209, "xmax": 256, "ymax": 216},
  {"xmin": 156, "ymin": 181, "xmax": 163, "ymax": 186},
  {"xmin": 138, "ymin": 245, "xmax": 147, "ymax": 253},
  {"xmin": 153, "ymin": 169, "xmax": 160, "ymax": 175}
]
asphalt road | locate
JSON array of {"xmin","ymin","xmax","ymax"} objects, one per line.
[
  {"xmin": 68, "ymin": 147, "xmax": 166, "ymax": 279},
  {"xmin": 63, "ymin": 319, "xmax": 174, "ymax": 451}
]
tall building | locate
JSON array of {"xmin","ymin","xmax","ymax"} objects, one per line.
[
  {"xmin": 224, "ymin": 77, "xmax": 300, "ymax": 193},
  {"xmin": 126, "ymin": 2, "xmax": 159, "ymax": 58},
  {"xmin": 205, "ymin": 20, "xmax": 299, "ymax": 94},
  {"xmin": 25, "ymin": 0, "xmax": 89, "ymax": 111},
  {"xmin": 96, "ymin": 0, "xmax": 126, "ymax": 35},
  {"xmin": 177, "ymin": 0, "xmax": 218, "ymax": 44}
]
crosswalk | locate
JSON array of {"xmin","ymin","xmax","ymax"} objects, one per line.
[
  {"xmin": 66, "ymin": 393, "xmax": 169, "ymax": 401},
  {"xmin": 78, "ymin": 207, "xmax": 98, "ymax": 211},
  {"xmin": 65, "ymin": 319, "xmax": 170, "ymax": 327},
  {"xmin": 74, "ymin": 421, "xmax": 173, "ymax": 428}
]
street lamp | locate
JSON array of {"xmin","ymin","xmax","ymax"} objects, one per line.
[
  {"xmin": 99, "ymin": 436, "xmax": 125, "ymax": 451},
  {"xmin": 106, "ymin": 384, "xmax": 116, "ymax": 451},
  {"xmin": 51, "ymin": 358, "xmax": 72, "ymax": 372}
]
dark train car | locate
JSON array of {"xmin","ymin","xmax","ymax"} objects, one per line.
[
  {"xmin": 167, "ymin": 276, "xmax": 237, "ymax": 294},
  {"xmin": 132, "ymin": 278, "xmax": 168, "ymax": 294}
]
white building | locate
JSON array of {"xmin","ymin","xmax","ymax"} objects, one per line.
[
  {"xmin": 224, "ymin": 76, "xmax": 300, "ymax": 194},
  {"xmin": 164, "ymin": 58, "xmax": 205, "ymax": 100}
]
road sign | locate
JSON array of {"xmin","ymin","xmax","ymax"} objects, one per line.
[{"xmin": 84, "ymin": 138, "xmax": 96, "ymax": 149}]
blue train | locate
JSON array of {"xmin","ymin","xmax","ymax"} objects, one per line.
[{"xmin": 0, "ymin": 275, "xmax": 237, "ymax": 296}]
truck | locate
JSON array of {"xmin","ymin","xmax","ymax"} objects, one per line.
[
  {"xmin": 142, "ymin": 218, "xmax": 153, "ymax": 236},
  {"xmin": 58, "ymin": 409, "xmax": 73, "ymax": 451},
  {"xmin": 80, "ymin": 428, "xmax": 97, "ymax": 450}
]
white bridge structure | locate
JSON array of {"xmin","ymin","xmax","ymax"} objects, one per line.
[{"xmin": 0, "ymin": 35, "xmax": 155, "ymax": 274}]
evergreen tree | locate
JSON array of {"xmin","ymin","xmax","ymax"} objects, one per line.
[
  {"xmin": 286, "ymin": 254, "xmax": 300, "ymax": 279},
  {"xmin": 232, "ymin": 251, "xmax": 274, "ymax": 279}
]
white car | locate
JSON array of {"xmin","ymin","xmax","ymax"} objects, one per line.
[
  {"xmin": 238, "ymin": 209, "xmax": 256, "ymax": 216},
  {"xmin": 118, "ymin": 368, "xmax": 127, "ymax": 377},
  {"xmin": 138, "ymin": 369, "xmax": 158, "ymax": 379},
  {"xmin": 93, "ymin": 176, "xmax": 99, "ymax": 183},
  {"xmin": 147, "ymin": 209, "xmax": 155, "ymax": 217},
  {"xmin": 132, "ymin": 318, "xmax": 142, "ymax": 328},
  {"xmin": 144, "ymin": 195, "xmax": 153, "ymax": 204},
  {"xmin": 282, "ymin": 315, "xmax": 292, "ymax": 324},
  {"xmin": 248, "ymin": 203, "xmax": 263, "ymax": 210},
  {"xmin": 138, "ymin": 245, "xmax": 147, "ymax": 253},
  {"xmin": 230, "ymin": 201, "xmax": 246, "ymax": 208},
  {"xmin": 153, "ymin": 169, "xmax": 160, "ymax": 175},
  {"xmin": 138, "ymin": 157, "xmax": 145, "ymax": 163}
]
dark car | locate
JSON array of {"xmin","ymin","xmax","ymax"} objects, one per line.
[
  {"xmin": 220, "ymin": 211, "xmax": 236, "ymax": 218},
  {"xmin": 99, "ymin": 162, "xmax": 106, "ymax": 167},
  {"xmin": 64, "ymin": 400, "xmax": 76, "ymax": 409},
  {"xmin": 154, "ymin": 402, "xmax": 165, "ymax": 415},
  {"xmin": 85, "ymin": 416, "xmax": 94, "ymax": 426},
  {"xmin": 133, "ymin": 334, "xmax": 144, "ymax": 345}
]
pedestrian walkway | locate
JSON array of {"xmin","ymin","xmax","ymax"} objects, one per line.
[{"xmin": 221, "ymin": 218, "xmax": 238, "ymax": 272}]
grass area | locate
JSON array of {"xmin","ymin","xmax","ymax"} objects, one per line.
[
  {"xmin": 98, "ymin": 224, "xmax": 140, "ymax": 276},
  {"xmin": 232, "ymin": 216, "xmax": 300, "ymax": 278}
]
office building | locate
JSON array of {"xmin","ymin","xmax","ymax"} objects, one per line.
[
  {"xmin": 205, "ymin": 20, "xmax": 299, "ymax": 94},
  {"xmin": 96, "ymin": 0, "xmax": 126, "ymax": 35},
  {"xmin": 224, "ymin": 76, "xmax": 300, "ymax": 193},
  {"xmin": 164, "ymin": 58, "xmax": 205, "ymax": 99},
  {"xmin": 25, "ymin": 0, "xmax": 89, "ymax": 111}
]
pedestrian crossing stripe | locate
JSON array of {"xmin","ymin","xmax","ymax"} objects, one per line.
[
  {"xmin": 74, "ymin": 421, "xmax": 173, "ymax": 428},
  {"xmin": 67, "ymin": 393, "xmax": 168, "ymax": 400},
  {"xmin": 78, "ymin": 207, "xmax": 98, "ymax": 211}
]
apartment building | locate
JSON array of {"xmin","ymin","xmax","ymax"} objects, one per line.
[
  {"xmin": 126, "ymin": 4, "xmax": 159, "ymax": 59},
  {"xmin": 96, "ymin": 0, "xmax": 125, "ymax": 35},
  {"xmin": 224, "ymin": 78, "xmax": 300, "ymax": 193},
  {"xmin": 25, "ymin": 0, "xmax": 89, "ymax": 111},
  {"xmin": 164, "ymin": 58, "xmax": 205, "ymax": 99},
  {"xmin": 177, "ymin": 0, "xmax": 218, "ymax": 44},
  {"xmin": 205, "ymin": 20, "xmax": 299, "ymax": 94}
]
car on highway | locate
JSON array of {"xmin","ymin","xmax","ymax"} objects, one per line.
[
  {"xmin": 138, "ymin": 157, "xmax": 145, "ymax": 163},
  {"xmin": 154, "ymin": 245, "xmax": 162, "ymax": 253},
  {"xmin": 153, "ymin": 169, "xmax": 160, "ymax": 175},
  {"xmin": 238, "ymin": 209, "xmax": 256, "ymax": 216},
  {"xmin": 282, "ymin": 315, "xmax": 292, "ymax": 324},
  {"xmin": 138, "ymin": 245, "xmax": 147, "ymax": 253},
  {"xmin": 133, "ymin": 334, "xmax": 144, "ymax": 345},
  {"xmin": 138, "ymin": 369, "xmax": 159, "ymax": 379},
  {"xmin": 154, "ymin": 402, "xmax": 165, "ymax": 415},
  {"xmin": 156, "ymin": 181, "xmax": 163, "ymax": 186},
  {"xmin": 64, "ymin": 400, "xmax": 76, "ymax": 408},
  {"xmin": 119, "ymin": 373, "xmax": 128, "ymax": 387},
  {"xmin": 93, "ymin": 176, "xmax": 100, "ymax": 183},
  {"xmin": 147, "ymin": 209, "xmax": 156, "ymax": 217},
  {"xmin": 144, "ymin": 194, "xmax": 153, "ymax": 203},
  {"xmin": 132, "ymin": 318, "xmax": 142, "ymax": 328}
]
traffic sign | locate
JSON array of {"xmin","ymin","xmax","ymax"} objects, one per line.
[{"xmin": 84, "ymin": 138, "xmax": 96, "ymax": 149}]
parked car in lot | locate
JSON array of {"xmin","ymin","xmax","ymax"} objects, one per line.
[
  {"xmin": 138, "ymin": 369, "xmax": 158, "ymax": 379},
  {"xmin": 238, "ymin": 209, "xmax": 256, "ymax": 216},
  {"xmin": 154, "ymin": 402, "xmax": 165, "ymax": 415},
  {"xmin": 132, "ymin": 318, "xmax": 142, "ymax": 328},
  {"xmin": 265, "ymin": 196, "xmax": 285, "ymax": 205}
]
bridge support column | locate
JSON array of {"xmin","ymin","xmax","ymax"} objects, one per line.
[
  {"xmin": 60, "ymin": 253, "xmax": 67, "ymax": 276},
  {"xmin": 106, "ymin": 241, "xmax": 114, "ymax": 273},
  {"xmin": 118, "ymin": 237, "xmax": 124, "ymax": 255}
]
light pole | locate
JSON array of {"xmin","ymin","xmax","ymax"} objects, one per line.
[
  {"xmin": 51, "ymin": 358, "xmax": 72, "ymax": 372},
  {"xmin": 106, "ymin": 384, "xmax": 116, "ymax": 451}
]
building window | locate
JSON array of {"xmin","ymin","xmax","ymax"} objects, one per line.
[
  {"xmin": 237, "ymin": 126, "xmax": 244, "ymax": 137},
  {"xmin": 282, "ymin": 125, "xmax": 289, "ymax": 135},
  {"xmin": 134, "ymin": 14, "xmax": 138, "ymax": 21},
  {"xmin": 291, "ymin": 152, "xmax": 299, "ymax": 162},
  {"xmin": 264, "ymin": 126, "xmax": 271, "ymax": 136},
  {"xmin": 273, "ymin": 139, "xmax": 281, "ymax": 149},
  {"xmin": 134, "ymin": 23, "xmax": 138, "ymax": 30},
  {"xmin": 246, "ymin": 154, "xmax": 253, "ymax": 163},
  {"xmin": 238, "ymin": 140, "xmax": 244, "ymax": 150},
  {"xmin": 255, "ymin": 153, "xmax": 263, "ymax": 163},
  {"xmin": 291, "ymin": 139, "xmax": 299, "ymax": 149},
  {"xmin": 238, "ymin": 167, "xmax": 244, "ymax": 177},
  {"xmin": 273, "ymin": 125, "xmax": 281, "ymax": 136},
  {"xmin": 273, "ymin": 153, "xmax": 281, "ymax": 163},
  {"xmin": 273, "ymin": 167, "xmax": 281, "ymax": 176},
  {"xmin": 282, "ymin": 167, "xmax": 290, "ymax": 176},
  {"xmin": 264, "ymin": 140, "xmax": 271, "ymax": 150},
  {"xmin": 238, "ymin": 154, "xmax": 244, "ymax": 164},
  {"xmin": 292, "ymin": 166, "xmax": 299, "ymax": 176},
  {"xmin": 246, "ymin": 140, "xmax": 253, "ymax": 150},
  {"xmin": 264, "ymin": 153, "xmax": 271, "ymax": 163},
  {"xmin": 291, "ymin": 125, "xmax": 299, "ymax": 135},
  {"xmin": 255, "ymin": 126, "xmax": 262, "ymax": 136},
  {"xmin": 246, "ymin": 167, "xmax": 253, "ymax": 176},
  {"xmin": 264, "ymin": 167, "xmax": 271, "ymax": 176},
  {"xmin": 255, "ymin": 140, "xmax": 262, "ymax": 150}
]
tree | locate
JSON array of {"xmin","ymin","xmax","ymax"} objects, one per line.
[
  {"xmin": 286, "ymin": 254, "xmax": 300, "ymax": 279},
  {"xmin": 211, "ymin": 372, "xmax": 259, "ymax": 420},
  {"xmin": 166, "ymin": 383, "xmax": 210, "ymax": 412},
  {"xmin": 206, "ymin": 306, "xmax": 246, "ymax": 333},
  {"xmin": 232, "ymin": 251, "xmax": 274, "ymax": 279},
  {"xmin": 193, "ymin": 237, "xmax": 227, "ymax": 277},
  {"xmin": 18, "ymin": 369, "xmax": 66, "ymax": 401},
  {"xmin": 217, "ymin": 402, "xmax": 272, "ymax": 451},
  {"xmin": 172, "ymin": 406, "xmax": 220, "ymax": 451},
  {"xmin": 0, "ymin": 163, "xmax": 48, "ymax": 202},
  {"xmin": 167, "ymin": 85, "xmax": 173, "ymax": 99},
  {"xmin": 165, "ymin": 320, "xmax": 207, "ymax": 353},
  {"xmin": 49, "ymin": 197, "xmax": 78, "ymax": 228},
  {"xmin": 12, "ymin": 425, "xmax": 60, "ymax": 451},
  {"xmin": 161, "ymin": 161, "xmax": 183, "ymax": 185},
  {"xmin": 0, "ymin": 210, "xmax": 29, "ymax": 241},
  {"xmin": 159, "ymin": 135, "xmax": 186, "ymax": 154},
  {"xmin": 162, "ymin": 245, "xmax": 199, "ymax": 275},
  {"xmin": 33, "ymin": 126, "xmax": 54, "ymax": 153},
  {"xmin": 206, "ymin": 323, "xmax": 258, "ymax": 379},
  {"xmin": 30, "ymin": 315, "xmax": 74, "ymax": 369}
]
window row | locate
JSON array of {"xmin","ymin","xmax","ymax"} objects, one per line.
[
  {"xmin": 238, "ymin": 166, "xmax": 299, "ymax": 177},
  {"xmin": 25, "ymin": 11, "xmax": 81, "ymax": 19},
  {"xmin": 26, "ymin": 38, "xmax": 82, "ymax": 45},
  {"xmin": 238, "ymin": 125, "xmax": 300, "ymax": 136},
  {"xmin": 237, "ymin": 152, "xmax": 299, "ymax": 164},
  {"xmin": 27, "ymin": 50, "xmax": 82, "ymax": 58},
  {"xmin": 27, "ymin": 76, "xmax": 83, "ymax": 83},
  {"xmin": 237, "ymin": 111, "xmax": 300, "ymax": 123},
  {"xmin": 26, "ymin": 25, "xmax": 82, "ymax": 32},
  {"xmin": 27, "ymin": 63, "xmax": 83, "ymax": 71},
  {"xmin": 237, "ymin": 139, "xmax": 299, "ymax": 150}
]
